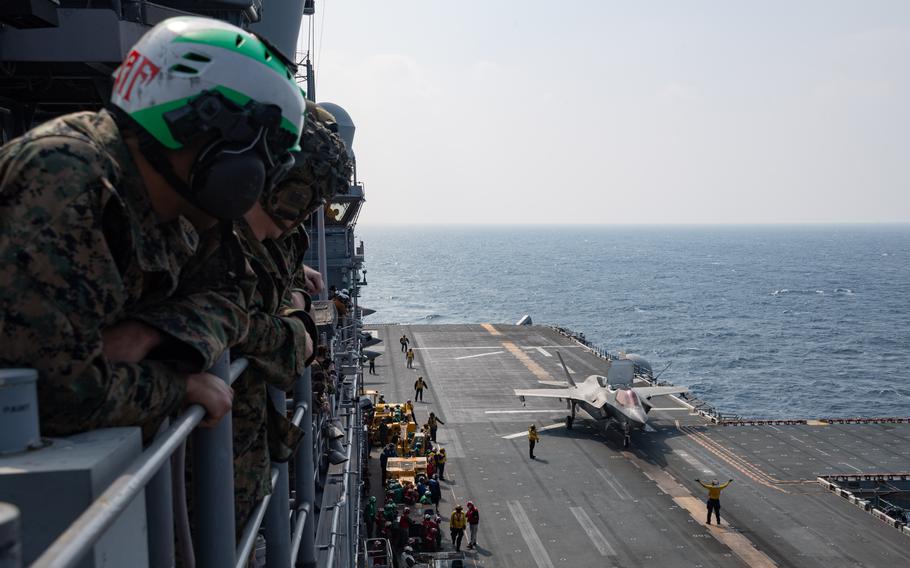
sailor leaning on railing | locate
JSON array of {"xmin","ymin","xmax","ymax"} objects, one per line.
[{"xmin": 0, "ymin": 13, "xmax": 351, "ymax": 560}]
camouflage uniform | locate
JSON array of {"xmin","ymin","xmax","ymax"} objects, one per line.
[
  {"xmin": 130, "ymin": 221, "xmax": 255, "ymax": 372},
  {"xmin": 141, "ymin": 217, "xmax": 313, "ymax": 538},
  {"xmin": 0, "ymin": 110, "xmax": 214, "ymax": 437},
  {"xmin": 228, "ymin": 106, "xmax": 351, "ymax": 532},
  {"xmin": 229, "ymin": 221, "xmax": 314, "ymax": 534}
]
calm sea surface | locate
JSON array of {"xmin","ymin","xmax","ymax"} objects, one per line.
[{"xmin": 355, "ymin": 225, "xmax": 910, "ymax": 419}]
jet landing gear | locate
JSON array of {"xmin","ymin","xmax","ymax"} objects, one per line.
[
  {"xmin": 622, "ymin": 423, "xmax": 632, "ymax": 449},
  {"xmin": 566, "ymin": 403, "xmax": 576, "ymax": 430}
]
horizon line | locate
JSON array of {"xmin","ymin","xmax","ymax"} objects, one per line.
[{"xmin": 355, "ymin": 221, "xmax": 910, "ymax": 227}]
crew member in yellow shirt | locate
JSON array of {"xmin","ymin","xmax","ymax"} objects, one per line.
[
  {"xmin": 528, "ymin": 424, "xmax": 539, "ymax": 459},
  {"xmin": 450, "ymin": 504, "xmax": 467, "ymax": 552},
  {"xmin": 696, "ymin": 478, "xmax": 732, "ymax": 525}
]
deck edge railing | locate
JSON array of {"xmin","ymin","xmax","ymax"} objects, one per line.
[
  {"xmin": 30, "ymin": 356, "xmax": 247, "ymax": 568},
  {"xmin": 21, "ymin": 308, "xmax": 361, "ymax": 568}
]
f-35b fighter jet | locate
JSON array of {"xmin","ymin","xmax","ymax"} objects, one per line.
[{"xmin": 515, "ymin": 352, "xmax": 688, "ymax": 448}]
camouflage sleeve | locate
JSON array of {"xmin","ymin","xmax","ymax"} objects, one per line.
[
  {"xmin": 130, "ymin": 223, "xmax": 256, "ymax": 371},
  {"xmin": 236, "ymin": 311, "xmax": 309, "ymax": 391},
  {"xmin": 0, "ymin": 135, "xmax": 186, "ymax": 437}
]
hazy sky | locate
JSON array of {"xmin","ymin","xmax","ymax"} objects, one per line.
[{"xmin": 307, "ymin": 1, "xmax": 910, "ymax": 225}]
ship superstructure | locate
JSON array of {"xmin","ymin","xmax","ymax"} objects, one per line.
[{"xmin": 0, "ymin": 2, "xmax": 368, "ymax": 567}]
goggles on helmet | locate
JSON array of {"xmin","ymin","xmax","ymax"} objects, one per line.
[
  {"xmin": 261, "ymin": 121, "xmax": 353, "ymax": 233},
  {"xmin": 261, "ymin": 175, "xmax": 326, "ymax": 235}
]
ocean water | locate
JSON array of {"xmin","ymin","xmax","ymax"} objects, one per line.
[{"xmin": 356, "ymin": 225, "xmax": 910, "ymax": 419}]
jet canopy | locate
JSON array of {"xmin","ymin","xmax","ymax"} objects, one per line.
[{"xmin": 615, "ymin": 389, "xmax": 640, "ymax": 408}]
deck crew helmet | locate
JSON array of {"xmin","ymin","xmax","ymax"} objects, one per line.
[
  {"xmin": 109, "ymin": 16, "xmax": 306, "ymax": 220},
  {"xmin": 262, "ymin": 99, "xmax": 352, "ymax": 233}
]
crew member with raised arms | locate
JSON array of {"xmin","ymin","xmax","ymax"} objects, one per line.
[{"xmin": 696, "ymin": 478, "xmax": 733, "ymax": 525}]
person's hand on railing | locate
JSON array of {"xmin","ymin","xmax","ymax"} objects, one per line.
[
  {"xmin": 300, "ymin": 264, "xmax": 324, "ymax": 297},
  {"xmin": 102, "ymin": 320, "xmax": 163, "ymax": 362},
  {"xmin": 185, "ymin": 372, "xmax": 234, "ymax": 427}
]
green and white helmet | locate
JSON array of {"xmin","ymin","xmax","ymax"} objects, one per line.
[{"xmin": 110, "ymin": 16, "xmax": 305, "ymax": 152}]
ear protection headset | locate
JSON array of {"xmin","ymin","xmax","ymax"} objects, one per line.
[{"xmin": 114, "ymin": 90, "xmax": 295, "ymax": 220}]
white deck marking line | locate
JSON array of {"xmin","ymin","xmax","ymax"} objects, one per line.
[
  {"xmin": 413, "ymin": 345, "xmax": 583, "ymax": 350},
  {"xmin": 596, "ymin": 468, "xmax": 631, "ymax": 500},
  {"xmin": 840, "ymin": 462, "xmax": 863, "ymax": 473},
  {"xmin": 502, "ymin": 423, "xmax": 564, "ymax": 439},
  {"xmin": 415, "ymin": 346, "xmax": 508, "ymax": 350},
  {"xmin": 535, "ymin": 347, "xmax": 552, "ymax": 357},
  {"xmin": 676, "ymin": 451, "xmax": 716, "ymax": 475},
  {"xmin": 669, "ymin": 393, "xmax": 696, "ymax": 410},
  {"xmin": 485, "ymin": 409, "xmax": 566, "ymax": 414},
  {"xmin": 454, "ymin": 350, "xmax": 505, "ymax": 360},
  {"xmin": 569, "ymin": 506, "xmax": 617, "ymax": 556},
  {"xmin": 507, "ymin": 501, "xmax": 555, "ymax": 568}
]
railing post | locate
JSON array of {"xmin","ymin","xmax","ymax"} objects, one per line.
[
  {"xmin": 192, "ymin": 352, "xmax": 236, "ymax": 568},
  {"xmin": 264, "ymin": 386, "xmax": 291, "ymax": 568},
  {"xmin": 294, "ymin": 368, "xmax": 318, "ymax": 567},
  {"xmin": 146, "ymin": 418, "xmax": 175, "ymax": 568},
  {"xmin": 0, "ymin": 502, "xmax": 21, "ymax": 568}
]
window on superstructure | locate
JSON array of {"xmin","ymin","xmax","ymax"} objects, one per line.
[{"xmin": 326, "ymin": 201, "xmax": 350, "ymax": 223}]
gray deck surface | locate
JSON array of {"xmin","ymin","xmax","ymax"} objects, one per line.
[{"xmin": 364, "ymin": 323, "xmax": 910, "ymax": 567}]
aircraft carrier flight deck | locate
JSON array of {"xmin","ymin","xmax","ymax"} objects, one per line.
[{"xmin": 364, "ymin": 323, "xmax": 910, "ymax": 568}]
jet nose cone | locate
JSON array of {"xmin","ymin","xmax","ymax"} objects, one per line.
[{"xmin": 630, "ymin": 407, "xmax": 647, "ymax": 426}]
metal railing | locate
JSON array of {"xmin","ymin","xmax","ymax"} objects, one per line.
[
  {"xmin": 31, "ymin": 356, "xmax": 246, "ymax": 568},
  {"xmin": 11, "ymin": 307, "xmax": 365, "ymax": 568},
  {"xmin": 20, "ymin": 350, "xmax": 338, "ymax": 568}
]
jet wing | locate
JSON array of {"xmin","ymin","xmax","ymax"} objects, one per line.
[
  {"xmin": 514, "ymin": 387, "xmax": 611, "ymax": 409},
  {"xmin": 632, "ymin": 386, "xmax": 689, "ymax": 400},
  {"xmin": 514, "ymin": 388, "xmax": 579, "ymax": 401}
]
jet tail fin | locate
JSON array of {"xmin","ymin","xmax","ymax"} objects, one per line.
[{"xmin": 556, "ymin": 351, "xmax": 577, "ymax": 387}]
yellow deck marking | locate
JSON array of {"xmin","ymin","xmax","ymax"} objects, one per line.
[
  {"xmin": 680, "ymin": 426, "xmax": 815, "ymax": 488},
  {"xmin": 481, "ymin": 323, "xmax": 502, "ymax": 336},
  {"xmin": 501, "ymin": 341, "xmax": 553, "ymax": 382},
  {"xmin": 806, "ymin": 420, "xmax": 828, "ymax": 426},
  {"xmin": 680, "ymin": 425, "xmax": 790, "ymax": 493},
  {"xmin": 625, "ymin": 451, "xmax": 778, "ymax": 568}
]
